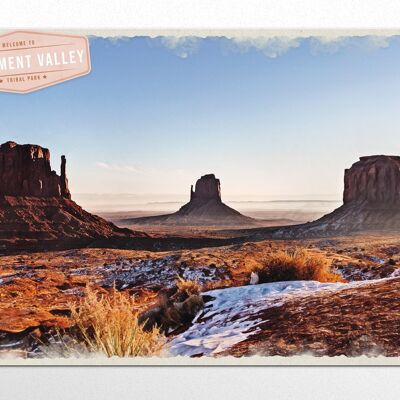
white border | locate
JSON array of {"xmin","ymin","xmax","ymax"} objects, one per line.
[
  {"xmin": 1, "ymin": 0, "xmax": 400, "ymax": 398},
  {"xmin": 0, "ymin": 0, "xmax": 400, "ymax": 30}
]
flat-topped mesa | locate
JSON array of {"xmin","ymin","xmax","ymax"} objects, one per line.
[
  {"xmin": 190, "ymin": 173, "xmax": 222, "ymax": 202},
  {"xmin": 265, "ymin": 154, "xmax": 400, "ymax": 239},
  {"xmin": 343, "ymin": 155, "xmax": 400, "ymax": 204},
  {"xmin": 0, "ymin": 140, "xmax": 150, "ymax": 253},
  {"xmin": 0, "ymin": 141, "xmax": 71, "ymax": 198}
]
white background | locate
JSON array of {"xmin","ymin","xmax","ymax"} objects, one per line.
[
  {"xmin": 1, "ymin": 1, "xmax": 400, "ymax": 399},
  {"xmin": 1, "ymin": 0, "xmax": 400, "ymax": 29}
]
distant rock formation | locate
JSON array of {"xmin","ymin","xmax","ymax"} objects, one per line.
[
  {"xmin": 190, "ymin": 174, "xmax": 221, "ymax": 202},
  {"xmin": 0, "ymin": 141, "xmax": 147, "ymax": 253},
  {"xmin": 0, "ymin": 141, "xmax": 71, "ymax": 198},
  {"xmin": 343, "ymin": 155, "xmax": 400, "ymax": 204},
  {"xmin": 126, "ymin": 174, "xmax": 256, "ymax": 226},
  {"xmin": 262, "ymin": 155, "xmax": 400, "ymax": 238}
]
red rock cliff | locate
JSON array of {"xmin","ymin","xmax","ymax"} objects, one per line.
[
  {"xmin": 343, "ymin": 155, "xmax": 400, "ymax": 204},
  {"xmin": 190, "ymin": 174, "xmax": 222, "ymax": 202},
  {"xmin": 0, "ymin": 141, "xmax": 71, "ymax": 198},
  {"xmin": 268, "ymin": 155, "xmax": 400, "ymax": 238}
]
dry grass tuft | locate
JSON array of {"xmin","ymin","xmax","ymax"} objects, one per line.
[
  {"xmin": 204, "ymin": 278, "xmax": 232, "ymax": 291},
  {"xmin": 67, "ymin": 286, "xmax": 165, "ymax": 357},
  {"xmin": 252, "ymin": 249, "xmax": 345, "ymax": 284},
  {"xmin": 176, "ymin": 276, "xmax": 201, "ymax": 296}
]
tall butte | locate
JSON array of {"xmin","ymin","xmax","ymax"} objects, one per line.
[
  {"xmin": 0, "ymin": 141, "xmax": 146, "ymax": 252},
  {"xmin": 128, "ymin": 173, "xmax": 255, "ymax": 226},
  {"xmin": 271, "ymin": 155, "xmax": 400, "ymax": 238},
  {"xmin": 0, "ymin": 141, "xmax": 71, "ymax": 198}
]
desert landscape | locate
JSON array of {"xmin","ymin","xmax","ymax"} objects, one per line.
[
  {"xmin": 1, "ymin": 139, "xmax": 400, "ymax": 361},
  {"xmin": 1, "ymin": 34, "xmax": 400, "ymax": 363}
]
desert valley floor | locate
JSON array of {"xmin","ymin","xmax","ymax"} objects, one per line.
[{"xmin": 2, "ymin": 232, "xmax": 400, "ymax": 358}]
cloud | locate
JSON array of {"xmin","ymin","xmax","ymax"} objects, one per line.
[
  {"xmin": 106, "ymin": 36, "xmax": 131, "ymax": 46},
  {"xmin": 158, "ymin": 34, "xmax": 393, "ymax": 59},
  {"xmin": 160, "ymin": 36, "xmax": 201, "ymax": 58},
  {"xmin": 96, "ymin": 161, "xmax": 141, "ymax": 173},
  {"xmin": 228, "ymin": 36, "xmax": 301, "ymax": 58},
  {"xmin": 96, "ymin": 161, "xmax": 111, "ymax": 169},
  {"xmin": 309, "ymin": 35, "xmax": 391, "ymax": 55},
  {"xmin": 158, "ymin": 36, "xmax": 301, "ymax": 59},
  {"xmin": 96, "ymin": 161, "xmax": 188, "ymax": 179}
]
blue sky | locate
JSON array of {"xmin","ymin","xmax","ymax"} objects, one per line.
[{"xmin": 1, "ymin": 35, "xmax": 400, "ymax": 202}]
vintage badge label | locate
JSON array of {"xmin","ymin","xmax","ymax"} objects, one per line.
[{"xmin": 0, "ymin": 31, "xmax": 91, "ymax": 93}]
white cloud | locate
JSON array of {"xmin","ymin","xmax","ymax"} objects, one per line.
[
  {"xmin": 158, "ymin": 35, "xmax": 301, "ymax": 59},
  {"xmin": 96, "ymin": 161, "xmax": 188, "ymax": 178},
  {"xmin": 365, "ymin": 36, "xmax": 391, "ymax": 49},
  {"xmin": 157, "ymin": 34, "xmax": 393, "ymax": 59},
  {"xmin": 96, "ymin": 161, "xmax": 141, "ymax": 173},
  {"xmin": 310, "ymin": 35, "xmax": 391, "ymax": 55},
  {"xmin": 228, "ymin": 36, "xmax": 301, "ymax": 58},
  {"xmin": 93, "ymin": 161, "xmax": 192, "ymax": 194},
  {"xmin": 160, "ymin": 36, "xmax": 201, "ymax": 58},
  {"xmin": 96, "ymin": 161, "xmax": 111, "ymax": 169},
  {"xmin": 106, "ymin": 36, "xmax": 130, "ymax": 46}
]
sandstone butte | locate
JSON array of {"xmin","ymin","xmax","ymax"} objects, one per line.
[
  {"xmin": 126, "ymin": 173, "xmax": 256, "ymax": 226},
  {"xmin": 254, "ymin": 155, "xmax": 400, "ymax": 239},
  {"xmin": 0, "ymin": 141, "xmax": 148, "ymax": 253}
]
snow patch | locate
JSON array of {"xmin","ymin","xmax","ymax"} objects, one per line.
[
  {"xmin": 169, "ymin": 280, "xmax": 345, "ymax": 357},
  {"xmin": 390, "ymin": 268, "xmax": 400, "ymax": 278},
  {"xmin": 98, "ymin": 257, "xmax": 228, "ymax": 290}
]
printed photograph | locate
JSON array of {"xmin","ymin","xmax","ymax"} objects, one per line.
[{"xmin": 1, "ymin": 33, "xmax": 400, "ymax": 362}]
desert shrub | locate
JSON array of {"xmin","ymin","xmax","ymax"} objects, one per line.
[
  {"xmin": 64, "ymin": 286, "xmax": 165, "ymax": 357},
  {"xmin": 176, "ymin": 276, "xmax": 201, "ymax": 297},
  {"xmin": 138, "ymin": 278, "xmax": 205, "ymax": 333},
  {"xmin": 252, "ymin": 249, "xmax": 345, "ymax": 284}
]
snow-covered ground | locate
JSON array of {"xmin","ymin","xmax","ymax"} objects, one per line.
[
  {"xmin": 169, "ymin": 278, "xmax": 390, "ymax": 357},
  {"xmin": 70, "ymin": 256, "xmax": 229, "ymax": 290}
]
